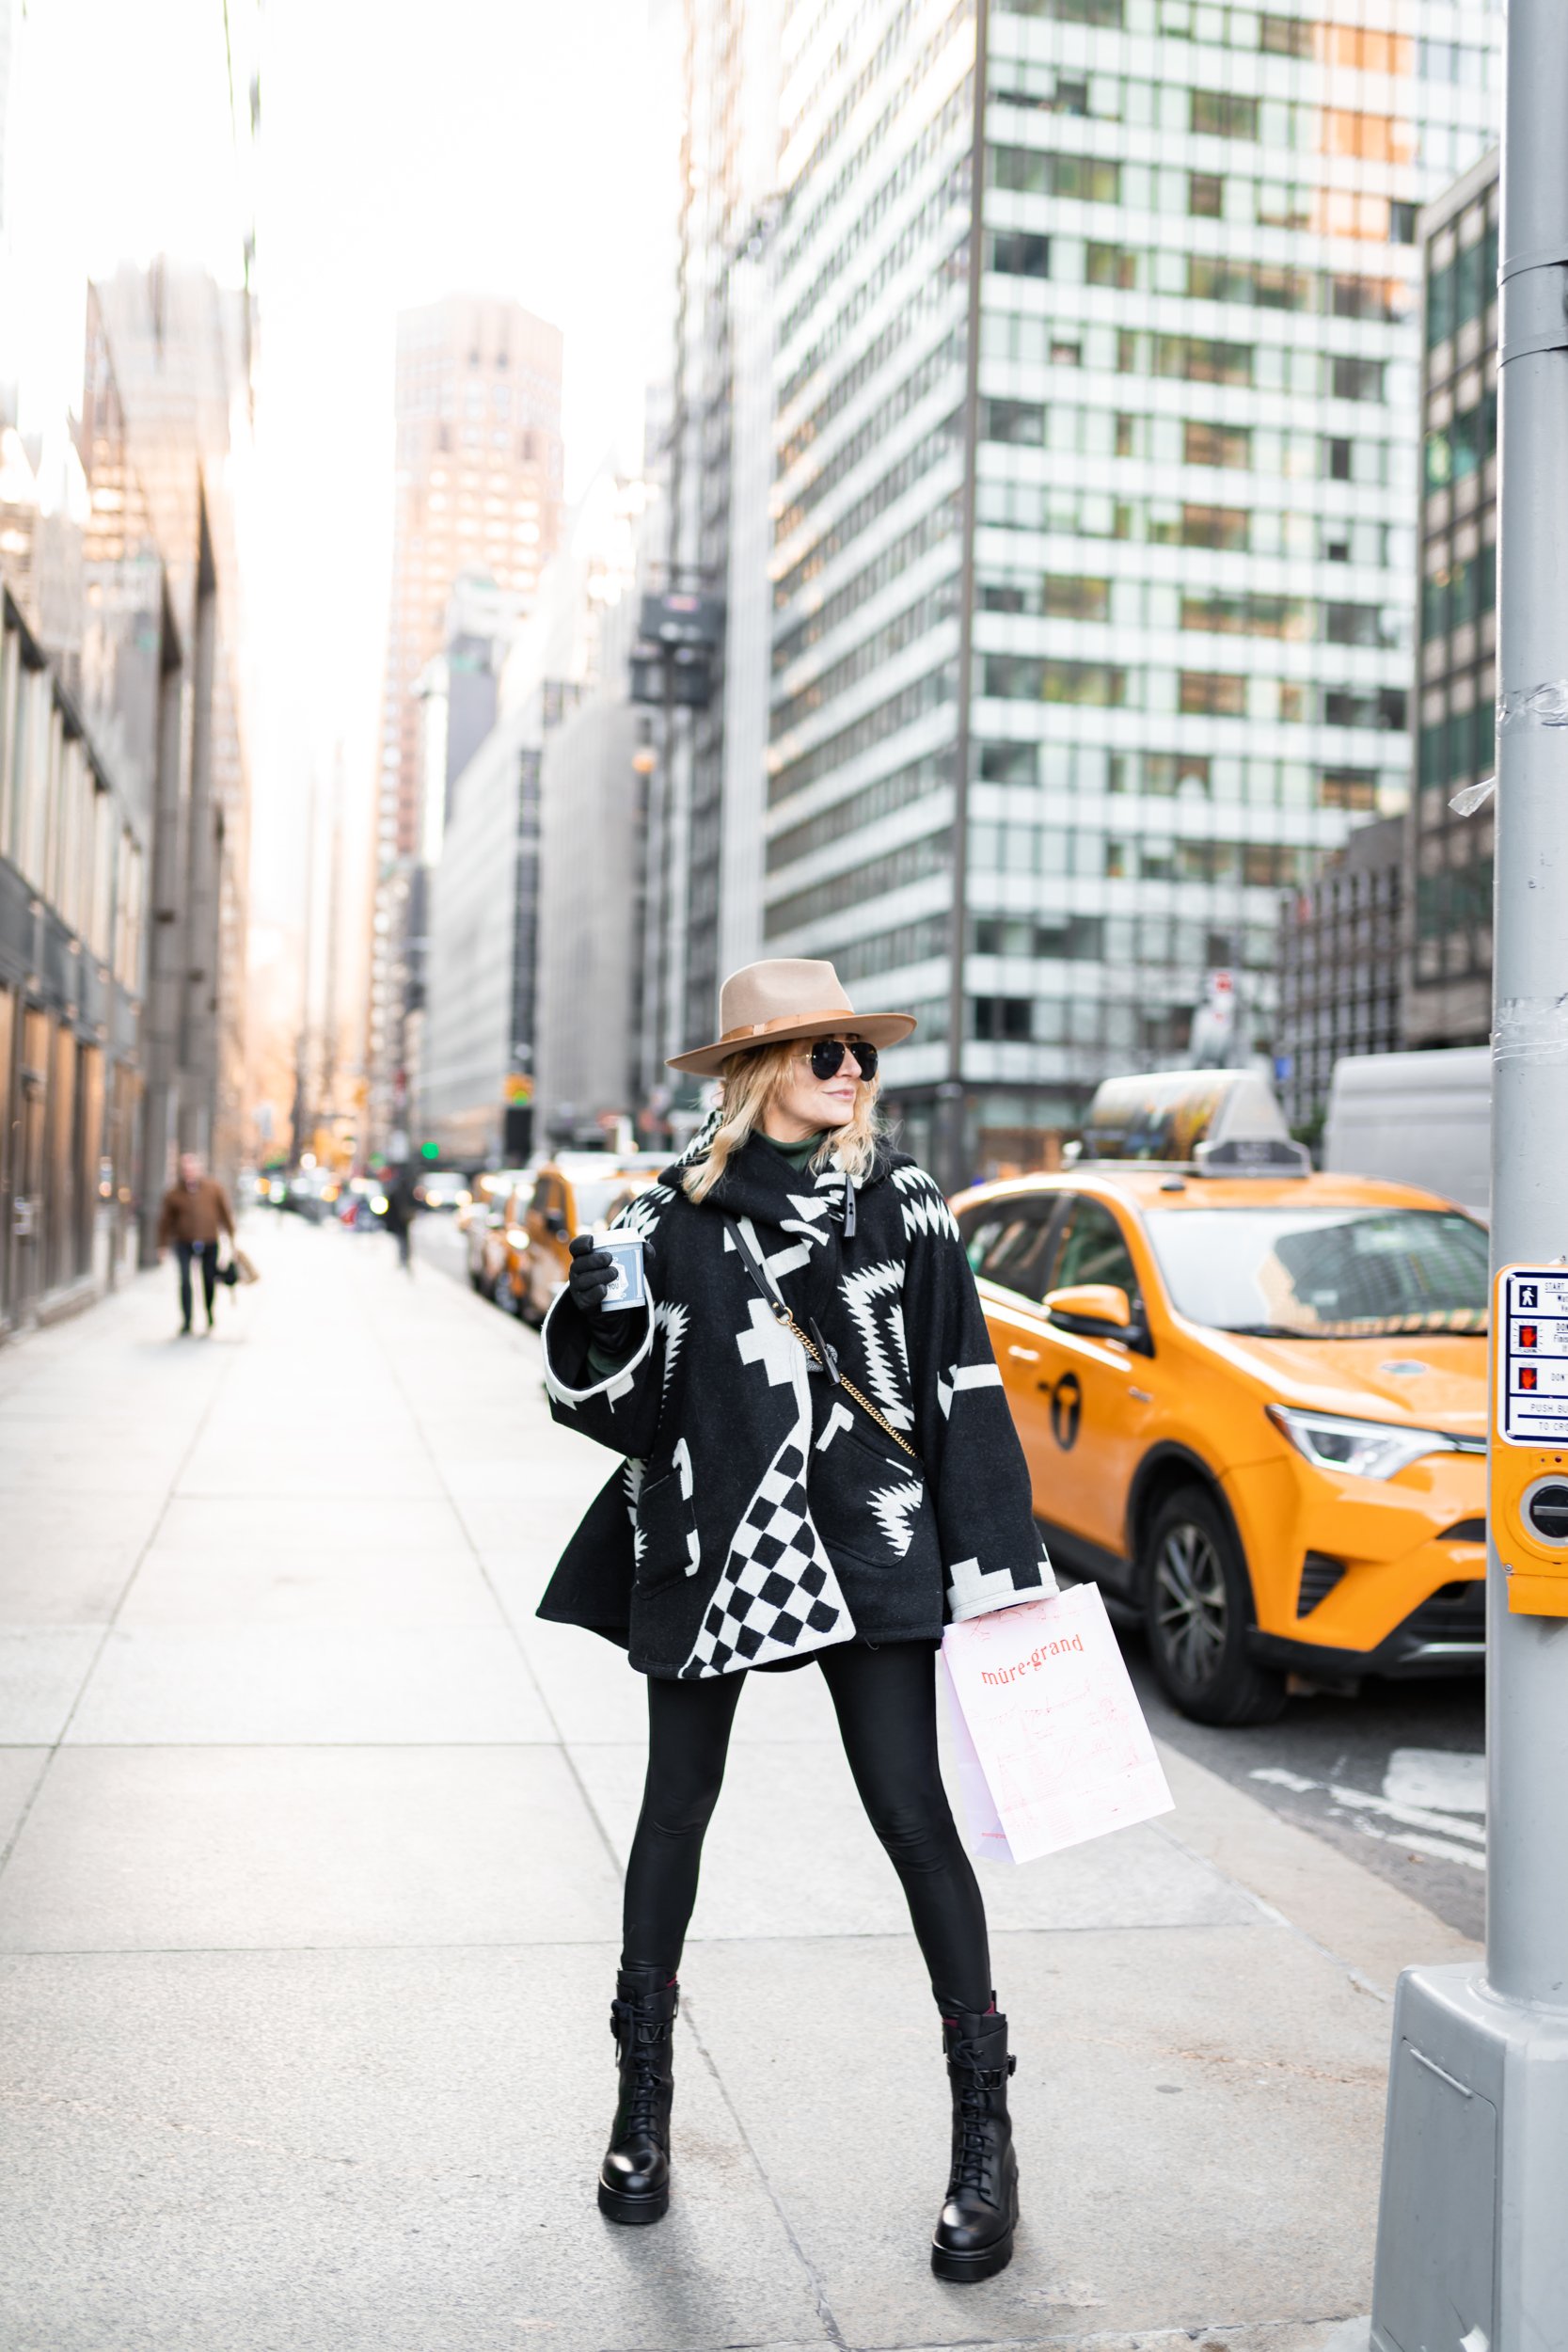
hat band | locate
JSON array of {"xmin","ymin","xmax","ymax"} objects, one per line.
[{"xmin": 717, "ymin": 1007, "xmax": 858, "ymax": 1046}]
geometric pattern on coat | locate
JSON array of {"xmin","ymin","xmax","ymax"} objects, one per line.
[
  {"xmin": 837, "ymin": 1256, "xmax": 913, "ymax": 1431},
  {"xmin": 679, "ymin": 1419, "xmax": 850, "ymax": 1677}
]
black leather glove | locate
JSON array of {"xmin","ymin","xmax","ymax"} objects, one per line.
[{"xmin": 567, "ymin": 1232, "xmax": 630, "ymax": 1344}]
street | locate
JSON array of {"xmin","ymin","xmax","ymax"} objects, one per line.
[
  {"xmin": 413, "ymin": 1213, "xmax": 1490, "ymax": 1948},
  {"xmin": 1132, "ymin": 1663, "xmax": 1484, "ymax": 1947}
]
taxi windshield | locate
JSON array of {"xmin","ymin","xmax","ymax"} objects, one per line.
[{"xmin": 1145, "ymin": 1205, "xmax": 1489, "ymax": 1338}]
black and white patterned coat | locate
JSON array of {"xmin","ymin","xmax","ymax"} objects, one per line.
[{"xmin": 536, "ymin": 1132, "xmax": 1054, "ymax": 1679}]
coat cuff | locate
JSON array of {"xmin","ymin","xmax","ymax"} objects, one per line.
[
  {"xmin": 945, "ymin": 1551, "xmax": 1059, "ymax": 1623},
  {"xmin": 542, "ymin": 1289, "xmax": 654, "ymax": 1408}
]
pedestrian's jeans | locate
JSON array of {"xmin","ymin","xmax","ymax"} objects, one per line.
[{"xmin": 177, "ymin": 1240, "xmax": 217, "ymax": 1328}]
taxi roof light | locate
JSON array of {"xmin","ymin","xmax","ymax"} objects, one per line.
[{"xmin": 1074, "ymin": 1069, "xmax": 1309, "ymax": 1178}]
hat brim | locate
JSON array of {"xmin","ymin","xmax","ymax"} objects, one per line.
[{"xmin": 667, "ymin": 1009, "xmax": 917, "ymax": 1079}]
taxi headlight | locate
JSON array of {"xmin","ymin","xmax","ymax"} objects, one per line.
[
  {"xmin": 1267, "ymin": 1404, "xmax": 1456, "ymax": 1482},
  {"xmin": 506, "ymin": 1227, "xmax": 529, "ymax": 1248}
]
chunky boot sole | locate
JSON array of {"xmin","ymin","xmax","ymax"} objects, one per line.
[
  {"xmin": 597, "ymin": 2176, "xmax": 670, "ymax": 2226},
  {"xmin": 931, "ymin": 2221, "xmax": 1014, "ymax": 2282}
]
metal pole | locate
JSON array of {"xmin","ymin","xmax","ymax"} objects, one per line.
[
  {"xmin": 1485, "ymin": 0, "xmax": 1568, "ymax": 2008},
  {"xmin": 1370, "ymin": 9, "xmax": 1568, "ymax": 2342}
]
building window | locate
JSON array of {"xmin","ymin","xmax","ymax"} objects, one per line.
[
  {"xmin": 1181, "ymin": 593, "xmax": 1309, "ymax": 640},
  {"xmin": 1320, "ymin": 771, "xmax": 1379, "ymax": 811},
  {"xmin": 971, "ymin": 996, "xmax": 1034, "ymax": 1042},
  {"xmin": 1191, "ymin": 90, "xmax": 1259, "ymax": 140},
  {"xmin": 1331, "ymin": 356, "xmax": 1386, "ymax": 402},
  {"xmin": 1180, "ymin": 671, "xmax": 1248, "ymax": 717},
  {"xmin": 1259, "ymin": 12, "xmax": 1314, "ymax": 56},
  {"xmin": 992, "ymin": 148, "xmax": 1120, "ymax": 204},
  {"xmin": 1087, "ymin": 243, "xmax": 1139, "ymax": 290},
  {"xmin": 983, "ymin": 399, "xmax": 1045, "ymax": 445},
  {"xmin": 1154, "ymin": 336, "xmax": 1253, "ymax": 386},
  {"xmin": 980, "ymin": 575, "xmax": 1110, "ymax": 622},
  {"xmin": 982, "ymin": 656, "xmax": 1127, "ymax": 707},
  {"xmin": 1326, "ymin": 688, "xmax": 1407, "ymax": 731},
  {"xmin": 1184, "ymin": 419, "xmax": 1250, "ymax": 469},
  {"xmin": 1179, "ymin": 504, "xmax": 1249, "ymax": 551},
  {"xmin": 990, "ymin": 232, "xmax": 1051, "ymax": 278},
  {"xmin": 1324, "ymin": 602, "xmax": 1393, "ymax": 648}
]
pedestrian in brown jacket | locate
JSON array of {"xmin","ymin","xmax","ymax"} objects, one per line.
[{"xmin": 156, "ymin": 1153, "xmax": 235, "ymax": 1335}]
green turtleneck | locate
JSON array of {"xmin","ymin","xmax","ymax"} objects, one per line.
[{"xmin": 759, "ymin": 1128, "xmax": 830, "ymax": 1171}]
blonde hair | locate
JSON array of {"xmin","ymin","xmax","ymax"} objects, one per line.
[{"xmin": 682, "ymin": 1038, "xmax": 882, "ymax": 1204}]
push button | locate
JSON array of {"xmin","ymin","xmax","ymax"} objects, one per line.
[{"xmin": 1522, "ymin": 1479, "xmax": 1568, "ymax": 1546}]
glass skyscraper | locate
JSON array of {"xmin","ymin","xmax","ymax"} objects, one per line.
[
  {"xmin": 1405, "ymin": 139, "xmax": 1497, "ymax": 1054},
  {"xmin": 763, "ymin": 0, "xmax": 1498, "ymax": 1178}
]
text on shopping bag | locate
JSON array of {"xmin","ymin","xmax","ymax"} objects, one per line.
[{"xmin": 942, "ymin": 1585, "xmax": 1172, "ymax": 1864}]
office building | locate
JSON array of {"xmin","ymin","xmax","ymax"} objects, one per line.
[
  {"xmin": 1275, "ymin": 810, "xmax": 1402, "ymax": 1134},
  {"xmin": 415, "ymin": 576, "xmax": 531, "ymax": 1165},
  {"xmin": 1405, "ymin": 140, "xmax": 1497, "ymax": 1052},
  {"xmin": 89, "ymin": 262, "xmax": 257, "ymax": 1216},
  {"xmin": 421, "ymin": 465, "xmax": 649, "ymax": 1168},
  {"xmin": 637, "ymin": 0, "xmax": 782, "ymax": 1106},
  {"xmin": 533, "ymin": 466, "xmax": 649, "ymax": 1149},
  {"xmin": 0, "ymin": 260, "xmax": 255, "ymax": 1336},
  {"xmin": 367, "ymin": 295, "xmax": 563, "ymax": 1157},
  {"xmin": 758, "ymin": 0, "xmax": 1498, "ymax": 1181}
]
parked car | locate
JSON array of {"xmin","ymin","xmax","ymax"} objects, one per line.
[
  {"xmin": 419, "ymin": 1168, "xmax": 472, "ymax": 1214},
  {"xmin": 953, "ymin": 1072, "xmax": 1488, "ymax": 1728},
  {"xmin": 464, "ymin": 1168, "xmax": 533, "ymax": 1297}
]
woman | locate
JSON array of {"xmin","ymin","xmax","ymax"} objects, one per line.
[{"xmin": 537, "ymin": 958, "xmax": 1053, "ymax": 2282}]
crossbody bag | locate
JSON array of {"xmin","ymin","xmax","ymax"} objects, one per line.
[{"xmin": 724, "ymin": 1214, "xmax": 921, "ymax": 1464}]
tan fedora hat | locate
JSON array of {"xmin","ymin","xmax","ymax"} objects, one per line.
[{"xmin": 667, "ymin": 959, "xmax": 916, "ymax": 1079}]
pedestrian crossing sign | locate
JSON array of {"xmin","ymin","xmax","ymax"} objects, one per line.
[{"xmin": 1497, "ymin": 1265, "xmax": 1568, "ymax": 1446}]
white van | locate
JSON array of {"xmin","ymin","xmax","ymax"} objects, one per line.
[{"xmin": 1323, "ymin": 1046, "xmax": 1490, "ymax": 1215}]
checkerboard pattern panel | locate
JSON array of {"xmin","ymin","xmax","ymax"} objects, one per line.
[{"xmin": 679, "ymin": 1436, "xmax": 849, "ymax": 1678}]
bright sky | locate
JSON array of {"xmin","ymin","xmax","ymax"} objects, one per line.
[{"xmin": 5, "ymin": 0, "xmax": 665, "ymax": 953}]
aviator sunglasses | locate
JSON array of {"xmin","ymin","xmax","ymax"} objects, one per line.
[{"xmin": 806, "ymin": 1036, "xmax": 878, "ymax": 1083}]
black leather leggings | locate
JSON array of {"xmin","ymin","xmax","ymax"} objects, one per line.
[{"xmin": 621, "ymin": 1641, "xmax": 991, "ymax": 2012}]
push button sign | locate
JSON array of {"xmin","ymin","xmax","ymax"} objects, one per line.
[
  {"xmin": 1497, "ymin": 1268, "xmax": 1568, "ymax": 1445},
  {"xmin": 1494, "ymin": 1266, "xmax": 1568, "ymax": 1615}
]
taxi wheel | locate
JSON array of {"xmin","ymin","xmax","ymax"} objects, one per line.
[{"xmin": 1143, "ymin": 1486, "xmax": 1286, "ymax": 1728}]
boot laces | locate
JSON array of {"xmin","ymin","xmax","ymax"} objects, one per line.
[
  {"xmin": 611, "ymin": 2000, "xmax": 668, "ymax": 2136},
  {"xmin": 950, "ymin": 2053, "xmax": 1006, "ymax": 2194}
]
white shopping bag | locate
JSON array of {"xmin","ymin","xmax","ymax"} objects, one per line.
[{"xmin": 940, "ymin": 1584, "xmax": 1173, "ymax": 1864}]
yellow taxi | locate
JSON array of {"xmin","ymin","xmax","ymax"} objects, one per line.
[
  {"xmin": 510, "ymin": 1153, "xmax": 667, "ymax": 1325},
  {"xmin": 952, "ymin": 1072, "xmax": 1488, "ymax": 1726},
  {"xmin": 464, "ymin": 1168, "xmax": 532, "ymax": 1299}
]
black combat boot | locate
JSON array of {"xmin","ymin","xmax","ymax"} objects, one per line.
[
  {"xmin": 930, "ymin": 2006, "xmax": 1019, "ymax": 2282},
  {"xmin": 597, "ymin": 1965, "xmax": 678, "ymax": 2225}
]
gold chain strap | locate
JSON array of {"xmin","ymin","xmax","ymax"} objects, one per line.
[{"xmin": 768, "ymin": 1299, "xmax": 920, "ymax": 1460}]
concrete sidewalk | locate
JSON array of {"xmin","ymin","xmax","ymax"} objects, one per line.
[{"xmin": 0, "ymin": 1216, "xmax": 1476, "ymax": 2352}]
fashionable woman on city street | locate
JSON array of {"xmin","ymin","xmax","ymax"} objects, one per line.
[{"xmin": 536, "ymin": 958, "xmax": 1054, "ymax": 2282}]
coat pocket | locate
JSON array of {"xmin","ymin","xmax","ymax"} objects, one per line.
[
  {"xmin": 634, "ymin": 1459, "xmax": 698, "ymax": 1592},
  {"xmin": 810, "ymin": 1412, "xmax": 930, "ymax": 1571}
]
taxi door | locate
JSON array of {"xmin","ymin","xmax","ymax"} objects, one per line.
[
  {"xmin": 525, "ymin": 1172, "xmax": 569, "ymax": 1319},
  {"xmin": 1025, "ymin": 1193, "xmax": 1155, "ymax": 1566},
  {"xmin": 965, "ymin": 1195, "xmax": 1071, "ymax": 1499}
]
